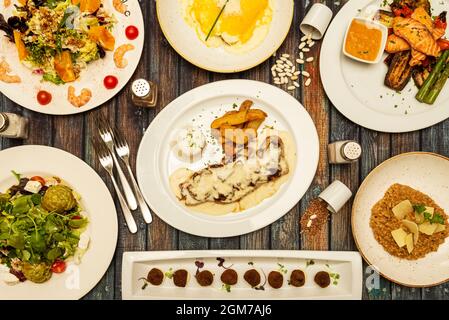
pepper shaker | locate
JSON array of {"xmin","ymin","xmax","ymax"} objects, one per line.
[
  {"xmin": 328, "ymin": 140, "xmax": 361, "ymax": 164},
  {"xmin": 0, "ymin": 112, "xmax": 28, "ymax": 139},
  {"xmin": 131, "ymin": 79, "xmax": 158, "ymax": 108}
]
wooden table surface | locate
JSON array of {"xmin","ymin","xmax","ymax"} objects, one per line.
[{"xmin": 1, "ymin": 0, "xmax": 448, "ymax": 300}]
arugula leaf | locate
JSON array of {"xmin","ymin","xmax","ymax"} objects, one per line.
[
  {"xmin": 413, "ymin": 204, "xmax": 426, "ymax": 214},
  {"xmin": 42, "ymin": 73, "xmax": 64, "ymax": 85},
  {"xmin": 7, "ymin": 233, "xmax": 25, "ymax": 250},
  {"xmin": 11, "ymin": 170, "xmax": 21, "ymax": 182},
  {"xmin": 430, "ymin": 213, "xmax": 445, "ymax": 225}
]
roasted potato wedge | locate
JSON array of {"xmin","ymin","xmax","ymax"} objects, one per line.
[
  {"xmin": 211, "ymin": 100, "xmax": 255, "ymax": 129},
  {"xmin": 246, "ymin": 109, "xmax": 268, "ymax": 121}
]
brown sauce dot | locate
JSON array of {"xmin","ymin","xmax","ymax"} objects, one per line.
[
  {"xmin": 314, "ymin": 271, "xmax": 331, "ymax": 288},
  {"xmin": 196, "ymin": 270, "xmax": 214, "ymax": 287},
  {"xmin": 244, "ymin": 269, "xmax": 261, "ymax": 287},
  {"xmin": 173, "ymin": 269, "xmax": 189, "ymax": 287},
  {"xmin": 289, "ymin": 269, "xmax": 305, "ymax": 287},
  {"xmin": 147, "ymin": 268, "xmax": 164, "ymax": 286},
  {"xmin": 268, "ymin": 271, "xmax": 284, "ymax": 289},
  {"xmin": 220, "ymin": 269, "xmax": 238, "ymax": 285}
]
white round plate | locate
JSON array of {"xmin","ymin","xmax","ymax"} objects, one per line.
[
  {"xmin": 156, "ymin": 0, "xmax": 294, "ymax": 73},
  {"xmin": 352, "ymin": 152, "xmax": 449, "ymax": 287},
  {"xmin": 320, "ymin": 0, "xmax": 449, "ymax": 133},
  {"xmin": 0, "ymin": 0, "xmax": 144, "ymax": 115},
  {"xmin": 136, "ymin": 80, "xmax": 319, "ymax": 238},
  {"xmin": 0, "ymin": 145, "xmax": 118, "ymax": 299}
]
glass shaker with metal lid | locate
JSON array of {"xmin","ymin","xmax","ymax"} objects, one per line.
[
  {"xmin": 131, "ymin": 79, "xmax": 158, "ymax": 108},
  {"xmin": 328, "ymin": 140, "xmax": 362, "ymax": 164},
  {"xmin": 0, "ymin": 112, "xmax": 28, "ymax": 139}
]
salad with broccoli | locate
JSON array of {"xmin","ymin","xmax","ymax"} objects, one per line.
[
  {"xmin": 0, "ymin": 0, "xmax": 116, "ymax": 84},
  {"xmin": 0, "ymin": 172, "xmax": 89, "ymax": 284}
]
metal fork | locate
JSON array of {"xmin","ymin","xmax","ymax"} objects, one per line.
[
  {"xmin": 113, "ymin": 129, "xmax": 153, "ymax": 224},
  {"xmin": 92, "ymin": 137, "xmax": 138, "ymax": 234},
  {"xmin": 97, "ymin": 116, "xmax": 138, "ymax": 211}
]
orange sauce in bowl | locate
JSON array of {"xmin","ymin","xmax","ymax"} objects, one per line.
[{"xmin": 345, "ymin": 20, "xmax": 383, "ymax": 62}]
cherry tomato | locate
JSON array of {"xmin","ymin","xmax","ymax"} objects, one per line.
[
  {"xmin": 437, "ymin": 39, "xmax": 449, "ymax": 51},
  {"xmin": 72, "ymin": 215, "xmax": 82, "ymax": 220},
  {"xmin": 30, "ymin": 176, "xmax": 46, "ymax": 186},
  {"xmin": 103, "ymin": 75, "xmax": 118, "ymax": 89},
  {"xmin": 37, "ymin": 90, "xmax": 52, "ymax": 105},
  {"xmin": 125, "ymin": 25, "xmax": 139, "ymax": 40},
  {"xmin": 393, "ymin": 5, "xmax": 413, "ymax": 18},
  {"xmin": 51, "ymin": 260, "xmax": 67, "ymax": 274}
]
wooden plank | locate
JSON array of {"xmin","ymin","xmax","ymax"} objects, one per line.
[
  {"xmin": 359, "ymin": 129, "xmax": 392, "ymax": 300},
  {"xmin": 299, "ymin": 0, "xmax": 330, "ymax": 251},
  {"xmin": 420, "ymin": 120, "xmax": 449, "ymax": 300},
  {"xmin": 328, "ymin": 111, "xmax": 359, "ymax": 252}
]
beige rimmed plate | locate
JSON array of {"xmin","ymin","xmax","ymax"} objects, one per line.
[
  {"xmin": 0, "ymin": 145, "xmax": 117, "ymax": 299},
  {"xmin": 321, "ymin": 0, "xmax": 449, "ymax": 132},
  {"xmin": 352, "ymin": 152, "xmax": 449, "ymax": 287},
  {"xmin": 156, "ymin": 0, "xmax": 294, "ymax": 73},
  {"xmin": 0, "ymin": 0, "xmax": 144, "ymax": 115}
]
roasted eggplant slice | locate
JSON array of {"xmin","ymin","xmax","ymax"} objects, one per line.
[
  {"xmin": 412, "ymin": 67, "xmax": 431, "ymax": 88},
  {"xmin": 374, "ymin": 10, "xmax": 394, "ymax": 28},
  {"xmin": 391, "ymin": 0, "xmax": 431, "ymax": 14},
  {"xmin": 384, "ymin": 51, "xmax": 413, "ymax": 91}
]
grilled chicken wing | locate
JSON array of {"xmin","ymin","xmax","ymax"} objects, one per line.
[{"xmin": 393, "ymin": 17, "xmax": 441, "ymax": 57}]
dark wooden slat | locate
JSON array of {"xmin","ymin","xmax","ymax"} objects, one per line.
[
  {"xmin": 299, "ymin": 0, "xmax": 330, "ymax": 251},
  {"xmin": 329, "ymin": 109, "xmax": 359, "ymax": 252}
]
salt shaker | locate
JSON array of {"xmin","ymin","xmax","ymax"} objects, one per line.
[
  {"xmin": 131, "ymin": 79, "xmax": 158, "ymax": 108},
  {"xmin": 0, "ymin": 112, "xmax": 28, "ymax": 139},
  {"xmin": 328, "ymin": 140, "xmax": 361, "ymax": 164}
]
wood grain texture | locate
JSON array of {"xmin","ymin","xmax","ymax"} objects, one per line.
[{"xmin": 0, "ymin": 0, "xmax": 449, "ymax": 300}]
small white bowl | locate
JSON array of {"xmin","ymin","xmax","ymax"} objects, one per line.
[{"xmin": 342, "ymin": 17, "xmax": 388, "ymax": 64}]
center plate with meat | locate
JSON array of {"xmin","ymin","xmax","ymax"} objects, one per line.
[{"xmin": 136, "ymin": 80, "xmax": 319, "ymax": 238}]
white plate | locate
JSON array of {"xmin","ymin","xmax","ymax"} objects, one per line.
[
  {"xmin": 0, "ymin": 0, "xmax": 144, "ymax": 115},
  {"xmin": 320, "ymin": 0, "xmax": 449, "ymax": 132},
  {"xmin": 122, "ymin": 250, "xmax": 363, "ymax": 300},
  {"xmin": 352, "ymin": 152, "xmax": 449, "ymax": 287},
  {"xmin": 0, "ymin": 145, "xmax": 118, "ymax": 299},
  {"xmin": 136, "ymin": 80, "xmax": 319, "ymax": 238},
  {"xmin": 156, "ymin": 0, "xmax": 294, "ymax": 73}
]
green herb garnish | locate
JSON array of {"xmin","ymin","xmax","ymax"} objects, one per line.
[{"xmin": 205, "ymin": 0, "xmax": 229, "ymax": 41}]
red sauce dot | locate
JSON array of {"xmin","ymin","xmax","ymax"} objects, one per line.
[
  {"xmin": 37, "ymin": 90, "xmax": 52, "ymax": 105},
  {"xmin": 125, "ymin": 25, "xmax": 139, "ymax": 40}
]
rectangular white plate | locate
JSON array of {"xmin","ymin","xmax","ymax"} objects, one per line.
[{"xmin": 122, "ymin": 250, "xmax": 363, "ymax": 300}]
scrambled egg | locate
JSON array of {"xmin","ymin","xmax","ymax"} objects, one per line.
[{"xmin": 183, "ymin": 0, "xmax": 272, "ymax": 53}]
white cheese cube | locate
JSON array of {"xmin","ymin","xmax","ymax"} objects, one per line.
[{"xmin": 24, "ymin": 180, "xmax": 42, "ymax": 194}]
